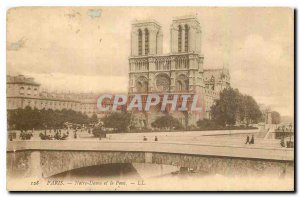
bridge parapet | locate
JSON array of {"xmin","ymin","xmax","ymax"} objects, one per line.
[
  {"xmin": 7, "ymin": 149, "xmax": 293, "ymax": 179},
  {"xmin": 7, "ymin": 140, "xmax": 294, "ymax": 161}
]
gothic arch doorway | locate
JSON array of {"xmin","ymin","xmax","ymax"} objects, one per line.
[
  {"xmin": 136, "ymin": 76, "xmax": 148, "ymax": 93},
  {"xmin": 176, "ymin": 74, "xmax": 189, "ymax": 92}
]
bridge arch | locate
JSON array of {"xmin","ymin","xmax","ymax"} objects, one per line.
[{"xmin": 7, "ymin": 150, "xmax": 291, "ymax": 179}]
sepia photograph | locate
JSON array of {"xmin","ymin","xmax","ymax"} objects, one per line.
[{"xmin": 5, "ymin": 6, "xmax": 294, "ymax": 191}]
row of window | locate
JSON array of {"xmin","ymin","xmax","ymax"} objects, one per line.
[
  {"xmin": 130, "ymin": 58, "xmax": 189, "ymax": 72},
  {"xmin": 26, "ymin": 100, "xmax": 80, "ymax": 108},
  {"xmin": 155, "ymin": 59, "xmax": 171, "ymax": 71},
  {"xmin": 175, "ymin": 58, "xmax": 189, "ymax": 69},
  {"xmin": 19, "ymin": 87, "xmax": 38, "ymax": 96},
  {"xmin": 136, "ymin": 24, "xmax": 190, "ymax": 56},
  {"xmin": 20, "ymin": 100, "xmax": 97, "ymax": 114},
  {"xmin": 134, "ymin": 62, "xmax": 149, "ymax": 71},
  {"xmin": 135, "ymin": 79, "xmax": 189, "ymax": 92}
]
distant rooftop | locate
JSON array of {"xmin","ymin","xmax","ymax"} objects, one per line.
[
  {"xmin": 203, "ymin": 68, "xmax": 230, "ymax": 82},
  {"xmin": 7, "ymin": 75, "xmax": 40, "ymax": 86}
]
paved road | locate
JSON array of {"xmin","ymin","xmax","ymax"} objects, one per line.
[
  {"xmin": 7, "ymin": 140, "xmax": 293, "ymax": 161},
  {"xmin": 106, "ymin": 134, "xmax": 282, "ymax": 149}
]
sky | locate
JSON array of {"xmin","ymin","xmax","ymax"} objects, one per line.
[{"xmin": 6, "ymin": 7, "xmax": 294, "ymax": 116}]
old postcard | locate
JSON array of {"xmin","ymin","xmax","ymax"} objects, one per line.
[{"xmin": 6, "ymin": 7, "xmax": 294, "ymax": 191}]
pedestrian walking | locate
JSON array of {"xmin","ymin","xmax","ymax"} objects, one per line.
[
  {"xmin": 250, "ymin": 135, "xmax": 255, "ymax": 144},
  {"xmin": 245, "ymin": 135, "xmax": 250, "ymax": 144},
  {"xmin": 280, "ymin": 137, "xmax": 285, "ymax": 147}
]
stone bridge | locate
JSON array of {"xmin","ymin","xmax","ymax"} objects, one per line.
[{"xmin": 7, "ymin": 141, "xmax": 294, "ymax": 178}]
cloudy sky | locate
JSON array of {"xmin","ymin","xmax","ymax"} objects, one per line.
[{"xmin": 6, "ymin": 7, "xmax": 294, "ymax": 116}]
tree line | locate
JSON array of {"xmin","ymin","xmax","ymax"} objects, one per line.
[
  {"xmin": 98, "ymin": 112, "xmax": 182, "ymax": 132},
  {"xmin": 7, "ymin": 106, "xmax": 98, "ymax": 131}
]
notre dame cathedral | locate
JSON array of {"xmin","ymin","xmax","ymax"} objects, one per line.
[{"xmin": 128, "ymin": 15, "xmax": 230, "ymax": 128}]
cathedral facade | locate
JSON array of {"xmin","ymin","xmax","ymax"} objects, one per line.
[{"xmin": 128, "ymin": 16, "xmax": 230, "ymax": 128}]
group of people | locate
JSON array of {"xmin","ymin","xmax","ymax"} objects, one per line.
[
  {"xmin": 277, "ymin": 125, "xmax": 293, "ymax": 132},
  {"xmin": 19, "ymin": 130, "xmax": 33, "ymax": 140},
  {"xmin": 143, "ymin": 136, "xmax": 158, "ymax": 141},
  {"xmin": 38, "ymin": 127, "xmax": 93, "ymax": 140},
  {"xmin": 39, "ymin": 129, "xmax": 69, "ymax": 140},
  {"xmin": 245, "ymin": 135, "xmax": 255, "ymax": 144}
]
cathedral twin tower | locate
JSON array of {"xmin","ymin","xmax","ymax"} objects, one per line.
[
  {"xmin": 130, "ymin": 15, "xmax": 202, "ymax": 56},
  {"xmin": 128, "ymin": 15, "xmax": 206, "ymax": 127}
]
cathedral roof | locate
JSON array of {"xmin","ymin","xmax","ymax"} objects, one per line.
[{"xmin": 203, "ymin": 68, "xmax": 230, "ymax": 82}]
